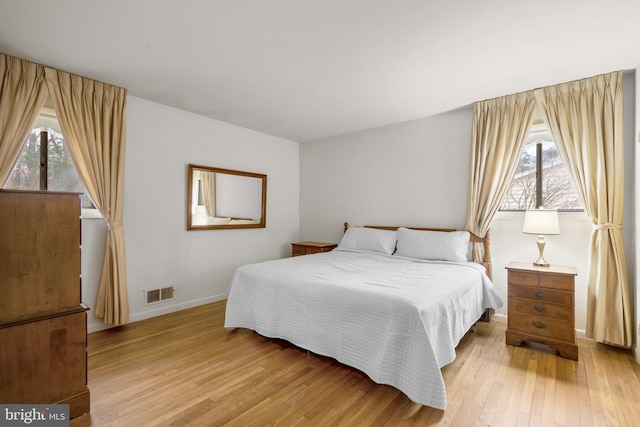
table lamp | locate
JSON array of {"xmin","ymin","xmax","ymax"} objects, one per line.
[{"xmin": 523, "ymin": 208, "xmax": 560, "ymax": 267}]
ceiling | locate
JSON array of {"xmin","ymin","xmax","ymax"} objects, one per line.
[{"xmin": 0, "ymin": 0, "xmax": 639, "ymax": 142}]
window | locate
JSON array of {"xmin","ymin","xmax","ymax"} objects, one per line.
[
  {"xmin": 3, "ymin": 107, "xmax": 96, "ymax": 209},
  {"xmin": 500, "ymin": 123, "xmax": 582, "ymax": 211}
]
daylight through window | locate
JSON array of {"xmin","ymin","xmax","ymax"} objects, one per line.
[
  {"xmin": 500, "ymin": 123, "xmax": 582, "ymax": 211},
  {"xmin": 3, "ymin": 108, "xmax": 95, "ymax": 209}
]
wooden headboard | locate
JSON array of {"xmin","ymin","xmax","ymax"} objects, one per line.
[{"xmin": 343, "ymin": 222, "xmax": 492, "ymax": 279}]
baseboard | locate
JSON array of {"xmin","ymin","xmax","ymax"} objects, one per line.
[
  {"xmin": 492, "ymin": 313, "xmax": 507, "ymax": 323},
  {"xmin": 87, "ymin": 293, "xmax": 227, "ymax": 333}
]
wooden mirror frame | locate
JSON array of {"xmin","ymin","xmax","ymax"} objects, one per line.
[{"xmin": 187, "ymin": 164, "xmax": 267, "ymax": 230}]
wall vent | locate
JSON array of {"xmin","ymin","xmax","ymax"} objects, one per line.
[{"xmin": 144, "ymin": 287, "xmax": 175, "ymax": 305}]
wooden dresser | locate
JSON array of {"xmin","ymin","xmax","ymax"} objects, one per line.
[
  {"xmin": 0, "ymin": 190, "xmax": 90, "ymax": 418},
  {"xmin": 291, "ymin": 241, "xmax": 337, "ymax": 257},
  {"xmin": 505, "ymin": 261, "xmax": 578, "ymax": 360}
]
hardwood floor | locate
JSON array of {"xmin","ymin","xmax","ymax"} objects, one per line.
[{"xmin": 71, "ymin": 300, "xmax": 640, "ymax": 426}]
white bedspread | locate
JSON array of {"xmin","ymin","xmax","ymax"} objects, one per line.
[{"xmin": 224, "ymin": 249, "xmax": 503, "ymax": 409}]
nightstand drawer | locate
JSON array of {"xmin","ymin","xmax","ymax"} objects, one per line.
[
  {"xmin": 291, "ymin": 242, "xmax": 337, "ymax": 257},
  {"xmin": 305, "ymin": 247, "xmax": 325, "ymax": 254},
  {"xmin": 292, "ymin": 245, "xmax": 306, "ymax": 256},
  {"xmin": 539, "ymin": 274, "xmax": 573, "ymax": 291},
  {"xmin": 508, "ymin": 285, "xmax": 572, "ymax": 306},
  {"xmin": 508, "ymin": 297, "xmax": 573, "ymax": 322},
  {"xmin": 509, "ymin": 315, "xmax": 575, "ymax": 343},
  {"xmin": 508, "ymin": 270, "xmax": 539, "ymax": 287}
]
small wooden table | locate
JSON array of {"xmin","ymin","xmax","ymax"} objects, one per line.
[
  {"xmin": 291, "ymin": 241, "xmax": 337, "ymax": 257},
  {"xmin": 505, "ymin": 261, "xmax": 578, "ymax": 360}
]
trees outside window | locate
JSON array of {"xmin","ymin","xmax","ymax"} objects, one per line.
[
  {"xmin": 4, "ymin": 110, "xmax": 95, "ymax": 209},
  {"xmin": 500, "ymin": 123, "xmax": 582, "ymax": 211}
]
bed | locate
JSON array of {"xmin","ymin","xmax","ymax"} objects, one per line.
[{"xmin": 224, "ymin": 224, "xmax": 503, "ymax": 410}]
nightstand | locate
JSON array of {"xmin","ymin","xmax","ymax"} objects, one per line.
[
  {"xmin": 291, "ymin": 241, "xmax": 337, "ymax": 257},
  {"xmin": 505, "ymin": 261, "xmax": 578, "ymax": 360}
]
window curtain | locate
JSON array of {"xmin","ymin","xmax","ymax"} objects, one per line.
[
  {"xmin": 0, "ymin": 54, "xmax": 48, "ymax": 184},
  {"xmin": 534, "ymin": 71, "xmax": 632, "ymax": 347},
  {"xmin": 466, "ymin": 92, "xmax": 538, "ymax": 263},
  {"xmin": 45, "ymin": 69, "xmax": 130, "ymax": 325},
  {"xmin": 201, "ymin": 171, "xmax": 216, "ymax": 217}
]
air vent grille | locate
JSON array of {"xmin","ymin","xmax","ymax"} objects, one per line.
[
  {"xmin": 144, "ymin": 287, "xmax": 175, "ymax": 305},
  {"xmin": 161, "ymin": 287, "xmax": 174, "ymax": 300}
]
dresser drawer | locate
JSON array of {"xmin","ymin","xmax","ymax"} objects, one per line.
[
  {"xmin": 509, "ymin": 285, "xmax": 573, "ymax": 306},
  {"xmin": 508, "ymin": 297, "xmax": 573, "ymax": 322},
  {"xmin": 508, "ymin": 314, "xmax": 575, "ymax": 343}
]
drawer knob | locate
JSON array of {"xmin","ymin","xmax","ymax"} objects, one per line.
[
  {"xmin": 553, "ymin": 279, "xmax": 560, "ymax": 285},
  {"xmin": 532, "ymin": 305, "xmax": 546, "ymax": 313},
  {"xmin": 534, "ymin": 291, "xmax": 545, "ymax": 298},
  {"xmin": 532, "ymin": 321, "xmax": 547, "ymax": 329},
  {"xmin": 520, "ymin": 275, "xmax": 527, "ymax": 280}
]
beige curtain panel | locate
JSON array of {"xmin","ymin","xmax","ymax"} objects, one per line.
[
  {"xmin": 201, "ymin": 170, "xmax": 217, "ymax": 217},
  {"xmin": 466, "ymin": 91, "xmax": 538, "ymax": 263},
  {"xmin": 44, "ymin": 69, "xmax": 129, "ymax": 325},
  {"xmin": 0, "ymin": 54, "xmax": 48, "ymax": 184},
  {"xmin": 535, "ymin": 71, "xmax": 632, "ymax": 347}
]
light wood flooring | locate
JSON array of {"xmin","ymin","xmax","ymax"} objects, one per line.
[{"xmin": 71, "ymin": 300, "xmax": 640, "ymax": 426}]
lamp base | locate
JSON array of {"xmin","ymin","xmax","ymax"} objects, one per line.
[{"xmin": 533, "ymin": 235, "xmax": 550, "ymax": 267}]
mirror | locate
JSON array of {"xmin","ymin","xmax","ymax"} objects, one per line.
[{"xmin": 187, "ymin": 164, "xmax": 267, "ymax": 230}]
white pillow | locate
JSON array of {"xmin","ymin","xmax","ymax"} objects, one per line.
[
  {"xmin": 337, "ymin": 227, "xmax": 397, "ymax": 255},
  {"xmin": 395, "ymin": 227, "xmax": 470, "ymax": 262}
]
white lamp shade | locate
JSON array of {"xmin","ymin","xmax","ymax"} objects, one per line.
[{"xmin": 523, "ymin": 209, "xmax": 560, "ymax": 235}]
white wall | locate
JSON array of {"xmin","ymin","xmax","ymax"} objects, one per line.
[
  {"xmin": 301, "ymin": 71, "xmax": 636, "ymax": 337},
  {"xmin": 81, "ymin": 215, "xmax": 107, "ymax": 329},
  {"xmin": 636, "ymin": 66, "xmax": 640, "ymax": 363},
  {"xmin": 300, "ymin": 107, "xmax": 474, "ymax": 242},
  {"xmin": 84, "ymin": 96, "xmax": 299, "ymax": 332}
]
